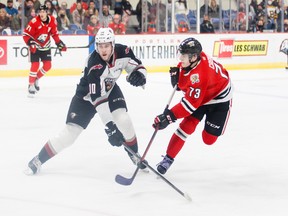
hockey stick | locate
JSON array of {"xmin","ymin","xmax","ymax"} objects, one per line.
[
  {"xmin": 116, "ymin": 128, "xmax": 159, "ymax": 186},
  {"xmin": 115, "ymin": 86, "xmax": 177, "ymax": 184},
  {"xmin": 51, "ymin": 37, "xmax": 95, "ymax": 49},
  {"xmin": 119, "ymin": 144, "xmax": 191, "ymax": 201}
]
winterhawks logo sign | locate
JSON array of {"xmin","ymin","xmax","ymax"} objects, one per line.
[{"xmin": 213, "ymin": 39, "xmax": 268, "ymax": 58}]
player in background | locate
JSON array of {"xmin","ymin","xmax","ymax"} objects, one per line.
[
  {"xmin": 24, "ymin": 27, "xmax": 147, "ymax": 175},
  {"xmin": 153, "ymin": 37, "xmax": 233, "ymax": 174},
  {"xmin": 23, "ymin": 4, "xmax": 67, "ymax": 97}
]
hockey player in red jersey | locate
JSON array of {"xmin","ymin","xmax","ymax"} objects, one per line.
[
  {"xmin": 24, "ymin": 27, "xmax": 147, "ymax": 175},
  {"xmin": 153, "ymin": 37, "xmax": 233, "ymax": 174},
  {"xmin": 23, "ymin": 4, "xmax": 67, "ymax": 97}
]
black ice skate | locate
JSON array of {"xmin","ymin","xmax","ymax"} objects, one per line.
[
  {"xmin": 24, "ymin": 156, "xmax": 42, "ymax": 175},
  {"xmin": 28, "ymin": 84, "xmax": 37, "ymax": 98},
  {"xmin": 127, "ymin": 152, "xmax": 147, "ymax": 170},
  {"xmin": 34, "ymin": 78, "xmax": 40, "ymax": 91}
]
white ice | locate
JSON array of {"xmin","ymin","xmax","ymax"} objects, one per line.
[{"xmin": 0, "ymin": 69, "xmax": 288, "ymax": 216}]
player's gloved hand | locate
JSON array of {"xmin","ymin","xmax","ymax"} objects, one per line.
[
  {"xmin": 27, "ymin": 39, "xmax": 37, "ymax": 54},
  {"xmin": 29, "ymin": 45, "xmax": 37, "ymax": 54},
  {"xmin": 56, "ymin": 40, "xmax": 67, "ymax": 51},
  {"xmin": 127, "ymin": 71, "xmax": 146, "ymax": 87},
  {"xmin": 153, "ymin": 108, "xmax": 177, "ymax": 130},
  {"xmin": 169, "ymin": 67, "xmax": 180, "ymax": 90},
  {"xmin": 105, "ymin": 121, "xmax": 125, "ymax": 147}
]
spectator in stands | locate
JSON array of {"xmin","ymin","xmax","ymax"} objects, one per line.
[
  {"xmin": 210, "ymin": 0, "xmax": 219, "ymax": 18},
  {"xmin": 88, "ymin": 1, "xmax": 98, "ymax": 16},
  {"xmin": 60, "ymin": 1, "xmax": 73, "ymax": 23},
  {"xmin": 200, "ymin": 13, "xmax": 215, "ymax": 33},
  {"xmin": 235, "ymin": 6, "xmax": 247, "ymax": 31},
  {"xmin": 56, "ymin": 8, "xmax": 70, "ymax": 32},
  {"xmin": 83, "ymin": 7, "xmax": 95, "ymax": 30},
  {"xmin": 255, "ymin": 16, "xmax": 265, "ymax": 32},
  {"xmin": 114, "ymin": 0, "xmax": 132, "ymax": 25},
  {"xmin": 149, "ymin": 0, "xmax": 166, "ymax": 32},
  {"xmin": 284, "ymin": 21, "xmax": 288, "ymax": 32},
  {"xmin": 13, "ymin": 0, "xmax": 22, "ymax": 9},
  {"xmin": 32, "ymin": 0, "xmax": 40, "ymax": 12},
  {"xmin": 24, "ymin": 0, "xmax": 34, "ymax": 16},
  {"xmin": 0, "ymin": 2, "xmax": 6, "ymax": 9},
  {"xmin": 133, "ymin": 0, "xmax": 152, "ymax": 32},
  {"xmin": 114, "ymin": 0, "xmax": 122, "ymax": 15},
  {"xmin": 5, "ymin": 0, "xmax": 18, "ymax": 16},
  {"xmin": 86, "ymin": 14, "xmax": 100, "ymax": 35},
  {"xmin": 101, "ymin": 3, "xmax": 112, "ymax": 27},
  {"xmin": 108, "ymin": 13, "xmax": 126, "ymax": 34},
  {"xmin": 70, "ymin": 0, "xmax": 88, "ymax": 14},
  {"xmin": 175, "ymin": 0, "xmax": 190, "ymax": 31},
  {"xmin": 200, "ymin": 0, "xmax": 213, "ymax": 18},
  {"xmin": 11, "ymin": 5, "xmax": 28, "ymax": 31},
  {"xmin": 27, "ymin": 7, "xmax": 37, "ymax": 22},
  {"xmin": 0, "ymin": 8, "xmax": 11, "ymax": 34},
  {"xmin": 44, "ymin": 0, "xmax": 58, "ymax": 17},
  {"xmin": 72, "ymin": 1, "xmax": 85, "ymax": 28},
  {"xmin": 249, "ymin": 0, "xmax": 258, "ymax": 21}
]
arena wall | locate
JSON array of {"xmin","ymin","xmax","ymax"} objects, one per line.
[{"xmin": 0, "ymin": 33, "xmax": 287, "ymax": 77}]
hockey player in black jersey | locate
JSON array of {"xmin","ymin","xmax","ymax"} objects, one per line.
[{"xmin": 24, "ymin": 27, "xmax": 147, "ymax": 175}]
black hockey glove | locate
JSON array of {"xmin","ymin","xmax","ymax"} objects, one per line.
[
  {"xmin": 169, "ymin": 67, "xmax": 180, "ymax": 90},
  {"xmin": 127, "ymin": 71, "xmax": 146, "ymax": 87},
  {"xmin": 56, "ymin": 40, "xmax": 67, "ymax": 51},
  {"xmin": 153, "ymin": 108, "xmax": 177, "ymax": 130},
  {"xmin": 105, "ymin": 122, "xmax": 125, "ymax": 147}
]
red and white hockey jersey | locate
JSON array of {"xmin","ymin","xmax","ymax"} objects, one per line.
[
  {"xmin": 23, "ymin": 15, "xmax": 60, "ymax": 50},
  {"xmin": 171, "ymin": 51, "xmax": 233, "ymax": 119}
]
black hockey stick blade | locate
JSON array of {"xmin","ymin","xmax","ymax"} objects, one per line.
[{"xmin": 117, "ymin": 146, "xmax": 192, "ymax": 201}]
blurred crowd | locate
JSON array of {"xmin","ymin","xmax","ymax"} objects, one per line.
[{"xmin": 0, "ymin": 0, "xmax": 288, "ymax": 35}]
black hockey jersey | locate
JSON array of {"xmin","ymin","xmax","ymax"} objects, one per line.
[{"xmin": 76, "ymin": 44, "xmax": 147, "ymax": 106}]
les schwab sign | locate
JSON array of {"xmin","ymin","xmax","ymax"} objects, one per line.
[{"xmin": 213, "ymin": 39, "xmax": 268, "ymax": 58}]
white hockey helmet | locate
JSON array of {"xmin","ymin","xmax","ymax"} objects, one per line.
[{"xmin": 95, "ymin": 27, "xmax": 115, "ymax": 53}]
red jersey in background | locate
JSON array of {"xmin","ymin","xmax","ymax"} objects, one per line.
[{"xmin": 23, "ymin": 15, "xmax": 61, "ymax": 50}]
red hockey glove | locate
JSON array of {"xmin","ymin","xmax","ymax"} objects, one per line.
[
  {"xmin": 29, "ymin": 45, "xmax": 37, "ymax": 54},
  {"xmin": 153, "ymin": 108, "xmax": 176, "ymax": 130},
  {"xmin": 27, "ymin": 39, "xmax": 37, "ymax": 54},
  {"xmin": 56, "ymin": 40, "xmax": 67, "ymax": 51}
]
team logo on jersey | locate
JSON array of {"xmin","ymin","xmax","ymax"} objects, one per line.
[
  {"xmin": 190, "ymin": 74, "xmax": 200, "ymax": 84},
  {"xmin": 92, "ymin": 64, "xmax": 103, "ymax": 70},
  {"xmin": 104, "ymin": 78, "xmax": 115, "ymax": 91},
  {"xmin": 37, "ymin": 34, "xmax": 48, "ymax": 43},
  {"xmin": 70, "ymin": 112, "xmax": 77, "ymax": 119}
]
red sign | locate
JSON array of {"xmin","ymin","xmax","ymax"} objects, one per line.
[
  {"xmin": 218, "ymin": 39, "xmax": 234, "ymax": 58},
  {"xmin": 0, "ymin": 40, "xmax": 7, "ymax": 65}
]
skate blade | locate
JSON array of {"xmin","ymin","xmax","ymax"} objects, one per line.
[{"xmin": 23, "ymin": 167, "xmax": 35, "ymax": 176}]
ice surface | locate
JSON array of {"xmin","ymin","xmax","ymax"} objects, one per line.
[{"xmin": 1, "ymin": 69, "xmax": 288, "ymax": 216}]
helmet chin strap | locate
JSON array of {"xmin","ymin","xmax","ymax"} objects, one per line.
[{"xmin": 183, "ymin": 57, "xmax": 199, "ymax": 72}]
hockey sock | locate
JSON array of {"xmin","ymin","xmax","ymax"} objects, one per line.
[
  {"xmin": 38, "ymin": 142, "xmax": 57, "ymax": 164},
  {"xmin": 125, "ymin": 137, "xmax": 138, "ymax": 154},
  {"xmin": 37, "ymin": 61, "xmax": 51, "ymax": 79},
  {"xmin": 166, "ymin": 133, "xmax": 185, "ymax": 158},
  {"xmin": 29, "ymin": 62, "xmax": 40, "ymax": 84},
  {"xmin": 166, "ymin": 116, "xmax": 200, "ymax": 158},
  {"xmin": 202, "ymin": 130, "xmax": 218, "ymax": 145}
]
